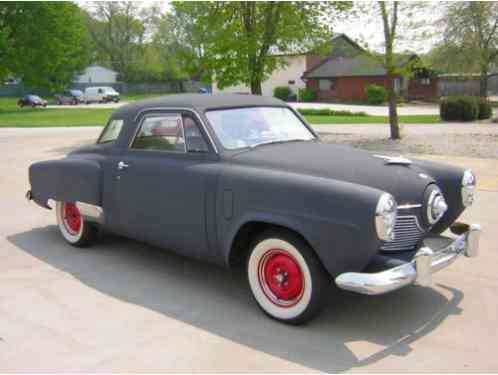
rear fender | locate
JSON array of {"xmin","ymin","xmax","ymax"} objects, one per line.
[{"xmin": 29, "ymin": 157, "xmax": 102, "ymax": 209}]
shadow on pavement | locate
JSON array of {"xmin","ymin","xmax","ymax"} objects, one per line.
[{"xmin": 8, "ymin": 226, "xmax": 464, "ymax": 372}]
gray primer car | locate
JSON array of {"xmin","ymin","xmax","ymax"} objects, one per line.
[{"xmin": 27, "ymin": 94, "xmax": 481, "ymax": 324}]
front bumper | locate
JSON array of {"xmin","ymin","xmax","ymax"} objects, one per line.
[{"xmin": 335, "ymin": 223, "xmax": 481, "ymax": 295}]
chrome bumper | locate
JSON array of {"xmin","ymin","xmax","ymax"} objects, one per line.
[{"xmin": 335, "ymin": 223, "xmax": 481, "ymax": 295}]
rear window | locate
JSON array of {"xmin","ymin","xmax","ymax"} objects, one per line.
[{"xmin": 98, "ymin": 119, "xmax": 124, "ymax": 144}]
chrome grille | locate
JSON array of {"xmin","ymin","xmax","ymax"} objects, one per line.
[{"xmin": 381, "ymin": 215, "xmax": 426, "ymax": 252}]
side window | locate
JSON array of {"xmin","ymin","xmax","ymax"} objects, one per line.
[
  {"xmin": 98, "ymin": 119, "xmax": 124, "ymax": 144},
  {"xmin": 131, "ymin": 114, "xmax": 186, "ymax": 152},
  {"xmin": 183, "ymin": 115, "xmax": 209, "ymax": 153},
  {"xmin": 98, "ymin": 88, "xmax": 103, "ymax": 94}
]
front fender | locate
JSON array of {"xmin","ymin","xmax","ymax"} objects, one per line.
[{"xmin": 219, "ymin": 165, "xmax": 386, "ymax": 277}]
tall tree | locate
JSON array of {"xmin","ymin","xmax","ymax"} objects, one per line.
[
  {"xmin": 0, "ymin": 2, "xmax": 91, "ymax": 90},
  {"xmin": 172, "ymin": 1, "xmax": 350, "ymax": 94},
  {"xmin": 441, "ymin": 2, "xmax": 498, "ymax": 97},
  {"xmin": 85, "ymin": 2, "xmax": 147, "ymax": 81},
  {"xmin": 378, "ymin": 1, "xmax": 401, "ymax": 140}
]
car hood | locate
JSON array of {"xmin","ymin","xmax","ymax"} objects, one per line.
[{"xmin": 231, "ymin": 141, "xmax": 435, "ymax": 205}]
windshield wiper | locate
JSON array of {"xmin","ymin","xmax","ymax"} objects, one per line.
[{"xmin": 248, "ymin": 138, "xmax": 309, "ymax": 149}]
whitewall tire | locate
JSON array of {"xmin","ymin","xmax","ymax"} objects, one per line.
[
  {"xmin": 55, "ymin": 201, "xmax": 97, "ymax": 247},
  {"xmin": 247, "ymin": 230, "xmax": 328, "ymax": 324}
]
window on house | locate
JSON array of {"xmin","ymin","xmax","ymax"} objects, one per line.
[
  {"xmin": 420, "ymin": 78, "xmax": 431, "ymax": 85},
  {"xmin": 288, "ymin": 80, "xmax": 295, "ymax": 85},
  {"xmin": 319, "ymin": 79, "xmax": 336, "ymax": 91}
]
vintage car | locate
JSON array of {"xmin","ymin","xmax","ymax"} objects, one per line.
[{"xmin": 27, "ymin": 94, "xmax": 481, "ymax": 324}]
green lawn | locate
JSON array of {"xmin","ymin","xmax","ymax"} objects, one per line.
[
  {"xmin": 1, "ymin": 97, "xmax": 442, "ymax": 127},
  {"xmin": 304, "ymin": 114, "xmax": 441, "ymax": 124},
  {"xmin": 0, "ymin": 98, "xmax": 111, "ymax": 127}
]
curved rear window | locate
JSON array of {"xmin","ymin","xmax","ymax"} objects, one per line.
[{"xmin": 98, "ymin": 119, "xmax": 124, "ymax": 144}]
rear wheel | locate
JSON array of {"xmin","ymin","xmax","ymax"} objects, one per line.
[
  {"xmin": 55, "ymin": 201, "xmax": 98, "ymax": 247},
  {"xmin": 247, "ymin": 230, "xmax": 329, "ymax": 324}
]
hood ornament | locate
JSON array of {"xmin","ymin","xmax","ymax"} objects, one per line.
[{"xmin": 373, "ymin": 154, "xmax": 412, "ymax": 165}]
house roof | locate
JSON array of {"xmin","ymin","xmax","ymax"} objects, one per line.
[{"xmin": 302, "ymin": 34, "xmax": 418, "ymax": 79}]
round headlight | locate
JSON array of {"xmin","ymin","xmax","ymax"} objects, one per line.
[
  {"xmin": 462, "ymin": 170, "xmax": 476, "ymax": 207},
  {"xmin": 375, "ymin": 193, "xmax": 397, "ymax": 241},
  {"xmin": 426, "ymin": 186, "xmax": 448, "ymax": 225}
]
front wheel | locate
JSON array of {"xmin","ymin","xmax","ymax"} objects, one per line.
[
  {"xmin": 247, "ymin": 230, "xmax": 329, "ymax": 324},
  {"xmin": 55, "ymin": 201, "xmax": 98, "ymax": 247}
]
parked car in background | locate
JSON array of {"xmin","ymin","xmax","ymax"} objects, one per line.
[
  {"xmin": 17, "ymin": 95, "xmax": 47, "ymax": 108},
  {"xmin": 84, "ymin": 86, "xmax": 120, "ymax": 103},
  {"xmin": 26, "ymin": 94, "xmax": 480, "ymax": 324},
  {"xmin": 54, "ymin": 90, "xmax": 84, "ymax": 105}
]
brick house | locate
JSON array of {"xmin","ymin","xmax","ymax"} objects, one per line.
[{"xmin": 302, "ymin": 35, "xmax": 438, "ymax": 102}]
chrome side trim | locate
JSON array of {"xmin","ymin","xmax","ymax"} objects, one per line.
[
  {"xmin": 335, "ymin": 222, "xmax": 481, "ymax": 295},
  {"xmin": 76, "ymin": 202, "xmax": 104, "ymax": 224},
  {"xmin": 132, "ymin": 107, "xmax": 219, "ymax": 154}
]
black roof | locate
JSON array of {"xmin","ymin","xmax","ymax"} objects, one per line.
[{"xmin": 114, "ymin": 94, "xmax": 287, "ymax": 119}]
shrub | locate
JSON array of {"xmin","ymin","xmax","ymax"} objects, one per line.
[
  {"xmin": 478, "ymin": 98, "xmax": 493, "ymax": 120},
  {"xmin": 297, "ymin": 108, "xmax": 368, "ymax": 117},
  {"xmin": 365, "ymin": 84, "xmax": 387, "ymax": 105},
  {"xmin": 273, "ymin": 86, "xmax": 291, "ymax": 101},
  {"xmin": 298, "ymin": 88, "xmax": 316, "ymax": 102},
  {"xmin": 440, "ymin": 96, "xmax": 479, "ymax": 122}
]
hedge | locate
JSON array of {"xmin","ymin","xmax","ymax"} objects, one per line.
[
  {"xmin": 273, "ymin": 86, "xmax": 291, "ymax": 101},
  {"xmin": 478, "ymin": 98, "xmax": 493, "ymax": 120},
  {"xmin": 440, "ymin": 96, "xmax": 479, "ymax": 122},
  {"xmin": 365, "ymin": 84, "xmax": 387, "ymax": 105},
  {"xmin": 298, "ymin": 88, "xmax": 316, "ymax": 102}
]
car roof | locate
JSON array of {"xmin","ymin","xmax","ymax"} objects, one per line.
[{"xmin": 113, "ymin": 94, "xmax": 287, "ymax": 119}]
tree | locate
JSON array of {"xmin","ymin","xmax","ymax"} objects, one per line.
[
  {"xmin": 378, "ymin": 1, "xmax": 402, "ymax": 140},
  {"xmin": 172, "ymin": 1, "xmax": 350, "ymax": 94},
  {"xmin": 0, "ymin": 2, "xmax": 91, "ymax": 90},
  {"xmin": 85, "ymin": 2, "xmax": 147, "ymax": 81},
  {"xmin": 440, "ymin": 2, "xmax": 498, "ymax": 97}
]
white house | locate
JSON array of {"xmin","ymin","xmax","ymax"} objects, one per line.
[
  {"xmin": 74, "ymin": 65, "xmax": 118, "ymax": 84},
  {"xmin": 212, "ymin": 54, "xmax": 315, "ymax": 97}
]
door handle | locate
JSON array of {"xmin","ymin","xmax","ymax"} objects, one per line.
[{"xmin": 117, "ymin": 161, "xmax": 129, "ymax": 170}]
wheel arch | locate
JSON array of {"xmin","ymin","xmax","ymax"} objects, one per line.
[{"xmin": 225, "ymin": 215, "xmax": 320, "ymax": 271}]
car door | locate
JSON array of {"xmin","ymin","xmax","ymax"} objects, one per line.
[{"xmin": 110, "ymin": 111, "xmax": 216, "ymax": 258}]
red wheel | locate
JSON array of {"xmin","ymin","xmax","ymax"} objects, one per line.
[
  {"xmin": 62, "ymin": 202, "xmax": 82, "ymax": 235},
  {"xmin": 247, "ymin": 230, "xmax": 328, "ymax": 324},
  {"xmin": 55, "ymin": 201, "xmax": 98, "ymax": 247},
  {"xmin": 258, "ymin": 249, "xmax": 304, "ymax": 308}
]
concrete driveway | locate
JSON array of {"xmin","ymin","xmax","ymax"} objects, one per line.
[{"xmin": 1, "ymin": 127, "xmax": 498, "ymax": 372}]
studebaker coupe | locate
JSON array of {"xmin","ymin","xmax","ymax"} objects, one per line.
[{"xmin": 27, "ymin": 94, "xmax": 481, "ymax": 324}]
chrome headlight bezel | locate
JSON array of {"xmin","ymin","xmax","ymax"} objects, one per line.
[
  {"xmin": 375, "ymin": 193, "xmax": 397, "ymax": 242},
  {"xmin": 461, "ymin": 170, "xmax": 476, "ymax": 207},
  {"xmin": 426, "ymin": 186, "xmax": 448, "ymax": 225}
]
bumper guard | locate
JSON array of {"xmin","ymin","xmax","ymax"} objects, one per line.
[{"xmin": 335, "ymin": 223, "xmax": 481, "ymax": 295}]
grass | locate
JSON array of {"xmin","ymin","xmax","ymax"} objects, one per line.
[
  {"xmin": 0, "ymin": 97, "xmax": 442, "ymax": 127},
  {"xmin": 0, "ymin": 98, "xmax": 111, "ymax": 127},
  {"xmin": 121, "ymin": 93, "xmax": 170, "ymax": 102},
  {"xmin": 304, "ymin": 114, "xmax": 441, "ymax": 124}
]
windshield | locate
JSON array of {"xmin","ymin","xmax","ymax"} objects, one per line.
[
  {"xmin": 205, "ymin": 107, "xmax": 315, "ymax": 150},
  {"xmin": 70, "ymin": 90, "xmax": 83, "ymax": 96}
]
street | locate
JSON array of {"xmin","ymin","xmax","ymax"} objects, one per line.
[{"xmin": 1, "ymin": 127, "xmax": 497, "ymax": 372}]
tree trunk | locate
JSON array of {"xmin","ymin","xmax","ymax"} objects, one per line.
[
  {"xmin": 250, "ymin": 75, "xmax": 262, "ymax": 95},
  {"xmin": 479, "ymin": 72, "xmax": 488, "ymax": 97},
  {"xmin": 387, "ymin": 76, "xmax": 402, "ymax": 140}
]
